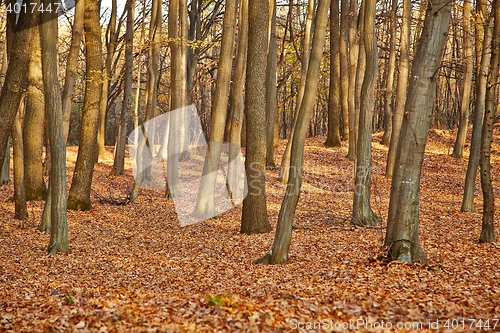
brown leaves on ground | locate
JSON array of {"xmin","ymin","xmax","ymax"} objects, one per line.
[{"xmin": 0, "ymin": 129, "xmax": 499, "ymax": 332}]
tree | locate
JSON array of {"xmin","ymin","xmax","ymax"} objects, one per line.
[
  {"xmin": 255, "ymin": 0, "xmax": 330, "ymax": 263},
  {"xmin": 111, "ymin": 0, "xmax": 134, "ymax": 176},
  {"xmin": 346, "ymin": 0, "xmax": 360, "ymax": 161},
  {"xmin": 339, "ymin": 0, "xmax": 349, "ymax": 141},
  {"xmin": 265, "ymin": 0, "xmax": 278, "ymax": 168},
  {"xmin": 240, "ymin": 0, "xmax": 272, "ymax": 235},
  {"xmin": 452, "ymin": 0, "xmax": 473, "ymax": 158},
  {"xmin": 192, "ymin": 0, "xmax": 239, "ymax": 218},
  {"xmin": 40, "ymin": 0, "xmax": 68, "ymax": 254},
  {"xmin": 461, "ymin": 0, "xmax": 491, "ymax": 212},
  {"xmin": 67, "ymin": 0, "xmax": 103, "ymax": 211},
  {"xmin": 384, "ymin": 0, "xmax": 452, "ymax": 263},
  {"xmin": 324, "ymin": 0, "xmax": 341, "ymax": 148},
  {"xmin": 351, "ymin": 0, "xmax": 380, "ymax": 226},
  {"xmin": 13, "ymin": 100, "xmax": 27, "ymax": 219},
  {"xmin": 478, "ymin": 0, "xmax": 499, "ymax": 243},
  {"xmin": 385, "ymin": 0, "xmax": 411, "ymax": 178}
]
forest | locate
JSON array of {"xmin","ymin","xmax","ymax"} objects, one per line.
[{"xmin": 0, "ymin": 0, "xmax": 499, "ymax": 331}]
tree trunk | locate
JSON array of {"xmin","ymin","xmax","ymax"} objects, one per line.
[
  {"xmin": 279, "ymin": 0, "xmax": 315, "ymax": 183},
  {"xmin": 24, "ymin": 26, "xmax": 46, "ymax": 201},
  {"xmin": 478, "ymin": 0, "xmax": 499, "ymax": 243},
  {"xmin": 13, "ymin": 100, "xmax": 27, "ymax": 219},
  {"xmin": 227, "ymin": 0, "xmax": 248, "ymax": 201},
  {"xmin": 339, "ymin": 0, "xmax": 349, "ymax": 141},
  {"xmin": 381, "ymin": 0, "xmax": 397, "ymax": 146},
  {"xmin": 240, "ymin": 0, "xmax": 272, "ymax": 235},
  {"xmin": 67, "ymin": 0, "xmax": 103, "ymax": 211},
  {"xmin": 255, "ymin": 0, "xmax": 330, "ymax": 263},
  {"xmin": 452, "ymin": 0, "xmax": 473, "ymax": 158},
  {"xmin": 351, "ymin": 0, "xmax": 380, "ymax": 226},
  {"xmin": 40, "ymin": 0, "xmax": 69, "ymax": 254},
  {"xmin": 324, "ymin": 0, "xmax": 341, "ymax": 148},
  {"xmin": 192, "ymin": 0, "xmax": 238, "ymax": 218},
  {"xmin": 0, "ymin": 31, "xmax": 10, "ymax": 185},
  {"xmin": 62, "ymin": 0, "xmax": 84, "ymax": 144},
  {"xmin": 111, "ymin": 0, "xmax": 134, "ymax": 176},
  {"xmin": 265, "ymin": 0, "xmax": 278, "ymax": 168},
  {"xmin": 461, "ymin": 1, "xmax": 491, "ymax": 212},
  {"xmin": 346, "ymin": 0, "xmax": 359, "ymax": 161},
  {"xmin": 385, "ymin": 0, "xmax": 411, "ymax": 178},
  {"xmin": 384, "ymin": 0, "xmax": 451, "ymax": 263}
]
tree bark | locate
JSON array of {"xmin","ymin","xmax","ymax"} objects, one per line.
[
  {"xmin": 67, "ymin": 0, "xmax": 103, "ymax": 211},
  {"xmin": 384, "ymin": 0, "xmax": 451, "ymax": 263},
  {"xmin": 452, "ymin": 0, "xmax": 473, "ymax": 158},
  {"xmin": 40, "ymin": 0, "xmax": 69, "ymax": 254},
  {"xmin": 265, "ymin": 0, "xmax": 278, "ymax": 168},
  {"xmin": 255, "ymin": 0, "xmax": 330, "ymax": 263},
  {"xmin": 13, "ymin": 100, "xmax": 27, "ymax": 219},
  {"xmin": 240, "ymin": 0, "xmax": 272, "ymax": 235},
  {"xmin": 339, "ymin": 0, "xmax": 349, "ymax": 141},
  {"xmin": 385, "ymin": 0, "xmax": 411, "ymax": 178},
  {"xmin": 351, "ymin": 0, "xmax": 380, "ymax": 226},
  {"xmin": 346, "ymin": 0, "xmax": 359, "ymax": 161},
  {"xmin": 478, "ymin": 0, "xmax": 499, "ymax": 243},
  {"xmin": 324, "ymin": 0, "xmax": 341, "ymax": 148}
]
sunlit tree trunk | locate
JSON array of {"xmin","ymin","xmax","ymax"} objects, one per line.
[
  {"xmin": 384, "ymin": 0, "xmax": 451, "ymax": 263},
  {"xmin": 479, "ymin": 0, "xmax": 499, "ymax": 243},
  {"xmin": 266, "ymin": 0, "xmax": 278, "ymax": 168},
  {"xmin": 111, "ymin": 0, "xmax": 134, "ymax": 176},
  {"xmin": 1, "ymin": 17, "xmax": 11, "ymax": 185},
  {"xmin": 40, "ymin": 0, "xmax": 68, "ymax": 254},
  {"xmin": 255, "ymin": 0, "xmax": 329, "ymax": 263},
  {"xmin": 324, "ymin": 0, "xmax": 341, "ymax": 148},
  {"xmin": 240, "ymin": 0, "xmax": 272, "ymax": 234},
  {"xmin": 67, "ymin": 0, "xmax": 103, "ymax": 211},
  {"xmin": 339, "ymin": 0, "xmax": 349, "ymax": 141},
  {"xmin": 192, "ymin": 0, "xmax": 238, "ymax": 218},
  {"xmin": 351, "ymin": 0, "xmax": 380, "ymax": 226},
  {"xmin": 13, "ymin": 100, "xmax": 27, "ymax": 219},
  {"xmin": 461, "ymin": 0, "xmax": 490, "ymax": 212},
  {"xmin": 385, "ymin": 0, "xmax": 411, "ymax": 178},
  {"xmin": 346, "ymin": 0, "xmax": 359, "ymax": 161},
  {"xmin": 452, "ymin": 0, "xmax": 473, "ymax": 158}
]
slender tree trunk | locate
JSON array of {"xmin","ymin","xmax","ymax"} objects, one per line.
[
  {"xmin": 385, "ymin": 0, "xmax": 411, "ymax": 178},
  {"xmin": 461, "ymin": 1, "xmax": 491, "ymax": 212},
  {"xmin": 67, "ymin": 0, "xmax": 103, "ymax": 211},
  {"xmin": 280, "ymin": 0, "xmax": 315, "ymax": 183},
  {"xmin": 352, "ymin": 0, "xmax": 380, "ymax": 226},
  {"xmin": 40, "ymin": 0, "xmax": 69, "ymax": 254},
  {"xmin": 324, "ymin": 0, "xmax": 341, "ymax": 148},
  {"xmin": 381, "ymin": 0, "xmax": 397, "ymax": 146},
  {"xmin": 192, "ymin": 0, "xmax": 239, "ymax": 218},
  {"xmin": 240, "ymin": 0, "xmax": 272, "ymax": 235},
  {"xmin": 339, "ymin": 0, "xmax": 349, "ymax": 141},
  {"xmin": 346, "ymin": 0, "xmax": 359, "ymax": 161},
  {"xmin": 97, "ymin": 0, "xmax": 117, "ymax": 159},
  {"xmin": 62, "ymin": 0, "xmax": 84, "ymax": 144},
  {"xmin": 227, "ymin": 0, "xmax": 248, "ymax": 201},
  {"xmin": 13, "ymin": 100, "xmax": 27, "ymax": 219},
  {"xmin": 384, "ymin": 0, "xmax": 451, "ymax": 263},
  {"xmin": 111, "ymin": 0, "xmax": 134, "ymax": 176},
  {"xmin": 1, "ymin": 141, "xmax": 9, "ymax": 184},
  {"xmin": 266, "ymin": 0, "xmax": 278, "ymax": 168},
  {"xmin": 255, "ymin": 0, "xmax": 330, "ymax": 264},
  {"xmin": 452, "ymin": 0, "xmax": 473, "ymax": 158},
  {"xmin": 1, "ymin": 25, "xmax": 11, "ymax": 185},
  {"xmin": 479, "ymin": 0, "xmax": 499, "ymax": 243}
]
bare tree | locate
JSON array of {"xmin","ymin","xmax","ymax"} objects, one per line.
[{"xmin": 266, "ymin": 0, "xmax": 278, "ymax": 167}]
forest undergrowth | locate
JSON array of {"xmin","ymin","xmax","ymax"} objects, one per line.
[{"xmin": 0, "ymin": 128, "xmax": 499, "ymax": 332}]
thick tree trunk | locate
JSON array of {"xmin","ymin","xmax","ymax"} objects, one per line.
[
  {"xmin": 324, "ymin": 0, "xmax": 341, "ymax": 148},
  {"xmin": 67, "ymin": 0, "xmax": 103, "ymax": 211},
  {"xmin": 265, "ymin": 0, "xmax": 278, "ymax": 168},
  {"xmin": 452, "ymin": 0, "xmax": 473, "ymax": 159},
  {"xmin": 111, "ymin": 0, "xmax": 134, "ymax": 176},
  {"xmin": 13, "ymin": 102, "xmax": 27, "ymax": 220},
  {"xmin": 62, "ymin": 0, "xmax": 84, "ymax": 144},
  {"xmin": 461, "ymin": 1, "xmax": 491, "ymax": 213},
  {"xmin": 255, "ymin": 0, "xmax": 330, "ymax": 263},
  {"xmin": 381, "ymin": 0, "xmax": 397, "ymax": 146},
  {"xmin": 40, "ymin": 0, "xmax": 68, "ymax": 254},
  {"xmin": 351, "ymin": 0, "xmax": 380, "ymax": 226},
  {"xmin": 385, "ymin": 0, "xmax": 411, "ymax": 178},
  {"xmin": 384, "ymin": 0, "xmax": 451, "ymax": 263},
  {"xmin": 227, "ymin": 0, "xmax": 248, "ymax": 201},
  {"xmin": 240, "ymin": 0, "xmax": 272, "ymax": 235},
  {"xmin": 479, "ymin": 0, "xmax": 499, "ymax": 243},
  {"xmin": 192, "ymin": 0, "xmax": 238, "ymax": 218}
]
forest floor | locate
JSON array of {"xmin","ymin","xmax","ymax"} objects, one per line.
[{"xmin": 0, "ymin": 128, "xmax": 499, "ymax": 332}]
